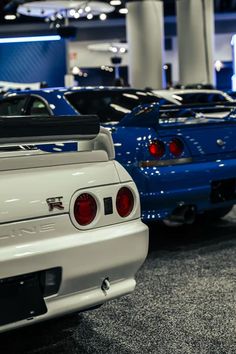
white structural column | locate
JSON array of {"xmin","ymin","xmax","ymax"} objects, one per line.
[
  {"xmin": 126, "ymin": 0, "xmax": 165, "ymax": 89},
  {"xmin": 176, "ymin": 0, "xmax": 215, "ymax": 86}
]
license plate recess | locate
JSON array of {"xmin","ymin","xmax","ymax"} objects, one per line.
[
  {"xmin": 0, "ymin": 274, "xmax": 47, "ymax": 326},
  {"xmin": 210, "ymin": 178, "xmax": 236, "ymax": 203}
]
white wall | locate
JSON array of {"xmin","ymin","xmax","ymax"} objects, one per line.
[
  {"xmin": 214, "ymin": 33, "xmax": 234, "ymax": 61},
  {"xmin": 165, "ymin": 37, "xmax": 179, "ymax": 84},
  {"xmin": 67, "ymin": 33, "xmax": 234, "ymax": 86},
  {"xmin": 165, "ymin": 34, "xmax": 234, "ymax": 85},
  {"xmin": 67, "ymin": 41, "xmax": 128, "ymax": 70}
]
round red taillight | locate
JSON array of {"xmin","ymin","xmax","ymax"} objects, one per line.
[
  {"xmin": 116, "ymin": 187, "xmax": 134, "ymax": 218},
  {"xmin": 148, "ymin": 140, "xmax": 165, "ymax": 158},
  {"xmin": 74, "ymin": 193, "xmax": 97, "ymax": 226},
  {"xmin": 169, "ymin": 138, "xmax": 184, "ymax": 157}
]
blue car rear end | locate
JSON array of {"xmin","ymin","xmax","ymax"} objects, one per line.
[{"xmin": 114, "ymin": 104, "xmax": 236, "ymax": 222}]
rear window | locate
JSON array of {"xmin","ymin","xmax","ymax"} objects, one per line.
[{"xmin": 65, "ymin": 90, "xmax": 161, "ymax": 123}]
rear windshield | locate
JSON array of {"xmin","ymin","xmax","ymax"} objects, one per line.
[{"xmin": 65, "ymin": 90, "xmax": 161, "ymax": 123}]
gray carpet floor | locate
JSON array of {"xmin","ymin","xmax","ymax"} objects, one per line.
[{"xmin": 1, "ymin": 209, "xmax": 236, "ymax": 354}]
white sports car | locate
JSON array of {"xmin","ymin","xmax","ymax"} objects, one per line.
[{"xmin": 0, "ymin": 115, "xmax": 148, "ymax": 332}]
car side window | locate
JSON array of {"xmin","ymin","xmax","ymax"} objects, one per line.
[
  {"xmin": 209, "ymin": 94, "xmax": 227, "ymax": 102},
  {"xmin": 28, "ymin": 98, "xmax": 50, "ymax": 116},
  {"xmin": 0, "ymin": 97, "xmax": 28, "ymax": 116}
]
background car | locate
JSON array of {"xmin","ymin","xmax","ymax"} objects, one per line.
[
  {"xmin": 227, "ymin": 90, "xmax": 236, "ymax": 100},
  {"xmin": 152, "ymin": 88, "xmax": 234, "ymax": 106},
  {"xmin": 1, "ymin": 87, "xmax": 236, "ymax": 225}
]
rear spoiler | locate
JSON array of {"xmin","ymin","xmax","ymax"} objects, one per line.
[
  {"xmin": 159, "ymin": 101, "xmax": 236, "ymax": 114},
  {"xmin": 121, "ymin": 101, "xmax": 236, "ymax": 127},
  {"xmin": 0, "ymin": 115, "xmax": 115, "ymax": 160},
  {"xmin": 0, "ymin": 115, "xmax": 99, "ymax": 144}
]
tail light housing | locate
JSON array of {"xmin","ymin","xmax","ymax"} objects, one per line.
[
  {"xmin": 74, "ymin": 193, "xmax": 97, "ymax": 226},
  {"xmin": 116, "ymin": 187, "xmax": 134, "ymax": 217},
  {"xmin": 148, "ymin": 140, "xmax": 165, "ymax": 158},
  {"xmin": 169, "ymin": 138, "xmax": 184, "ymax": 157}
]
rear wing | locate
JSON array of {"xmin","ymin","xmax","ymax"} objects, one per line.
[
  {"xmin": 0, "ymin": 115, "xmax": 115, "ymax": 160},
  {"xmin": 159, "ymin": 101, "xmax": 236, "ymax": 115},
  {"xmin": 120, "ymin": 101, "xmax": 236, "ymax": 127}
]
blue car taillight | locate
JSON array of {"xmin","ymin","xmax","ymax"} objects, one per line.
[
  {"xmin": 148, "ymin": 140, "xmax": 165, "ymax": 158},
  {"xmin": 148, "ymin": 138, "xmax": 185, "ymax": 159},
  {"xmin": 169, "ymin": 138, "xmax": 184, "ymax": 157}
]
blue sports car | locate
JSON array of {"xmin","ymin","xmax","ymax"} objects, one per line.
[{"xmin": 2, "ymin": 87, "xmax": 236, "ymax": 224}]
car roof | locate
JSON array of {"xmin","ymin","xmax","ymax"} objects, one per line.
[
  {"xmin": 152, "ymin": 88, "xmax": 234, "ymax": 104},
  {"xmin": 8, "ymin": 86, "xmax": 151, "ymax": 96},
  {"xmin": 154, "ymin": 89, "xmax": 231, "ymax": 95}
]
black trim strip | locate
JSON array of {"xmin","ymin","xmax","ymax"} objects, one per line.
[{"xmin": 139, "ymin": 157, "xmax": 193, "ymax": 167}]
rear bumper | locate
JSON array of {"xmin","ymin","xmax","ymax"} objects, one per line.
[
  {"xmin": 132, "ymin": 158, "xmax": 236, "ymax": 220},
  {"xmin": 0, "ymin": 215, "xmax": 148, "ymax": 332}
]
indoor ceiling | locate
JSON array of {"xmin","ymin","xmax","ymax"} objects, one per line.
[{"xmin": 0, "ymin": 0, "xmax": 236, "ymax": 25}]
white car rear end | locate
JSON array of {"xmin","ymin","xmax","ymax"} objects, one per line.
[{"xmin": 0, "ymin": 115, "xmax": 148, "ymax": 332}]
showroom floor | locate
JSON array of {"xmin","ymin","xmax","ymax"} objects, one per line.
[{"xmin": 1, "ymin": 209, "xmax": 236, "ymax": 354}]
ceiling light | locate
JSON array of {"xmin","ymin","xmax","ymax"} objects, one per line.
[
  {"xmin": 72, "ymin": 66, "xmax": 80, "ymax": 75},
  {"xmin": 120, "ymin": 47, "xmax": 126, "ymax": 53},
  {"xmin": 110, "ymin": 0, "xmax": 121, "ymax": 5},
  {"xmin": 87, "ymin": 13, "xmax": 93, "ymax": 20},
  {"xmin": 74, "ymin": 12, "xmax": 80, "ymax": 19},
  {"xmin": 85, "ymin": 6, "xmax": 91, "ymax": 12},
  {"xmin": 69, "ymin": 9, "xmax": 76, "ymax": 16},
  {"xmin": 4, "ymin": 14, "xmax": 16, "ymax": 20},
  {"xmin": 119, "ymin": 8, "xmax": 128, "ymax": 14},
  {"xmin": 0, "ymin": 35, "xmax": 61, "ymax": 44},
  {"xmin": 215, "ymin": 60, "xmax": 223, "ymax": 72},
  {"xmin": 17, "ymin": 2, "xmax": 115, "ymax": 19},
  {"xmin": 109, "ymin": 46, "xmax": 118, "ymax": 53},
  {"xmin": 56, "ymin": 13, "xmax": 63, "ymax": 19},
  {"xmin": 100, "ymin": 13, "xmax": 107, "ymax": 20}
]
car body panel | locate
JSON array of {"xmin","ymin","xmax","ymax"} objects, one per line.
[{"xmin": 0, "ymin": 214, "xmax": 148, "ymax": 332}]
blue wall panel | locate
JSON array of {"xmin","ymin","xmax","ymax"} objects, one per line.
[{"xmin": 0, "ymin": 39, "xmax": 66, "ymax": 87}]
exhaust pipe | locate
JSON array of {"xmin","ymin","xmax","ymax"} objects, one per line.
[{"xmin": 169, "ymin": 205, "xmax": 196, "ymax": 225}]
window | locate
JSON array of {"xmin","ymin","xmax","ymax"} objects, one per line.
[
  {"xmin": 28, "ymin": 98, "xmax": 50, "ymax": 116},
  {"xmin": 66, "ymin": 90, "xmax": 161, "ymax": 123},
  {"xmin": 0, "ymin": 97, "xmax": 28, "ymax": 116},
  {"xmin": 179, "ymin": 93, "xmax": 229, "ymax": 104}
]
